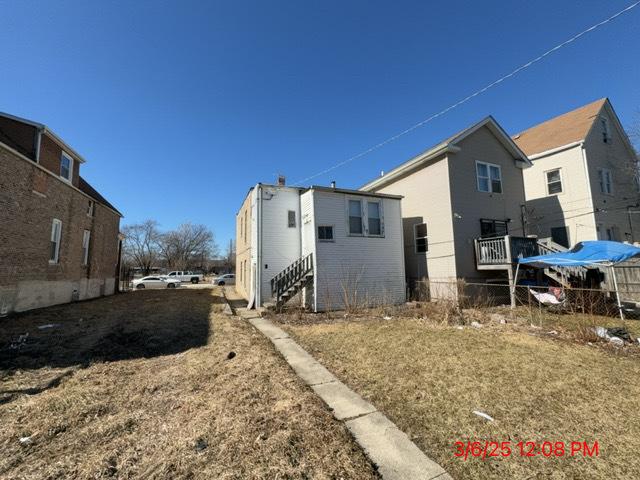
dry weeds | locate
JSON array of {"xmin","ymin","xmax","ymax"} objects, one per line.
[
  {"xmin": 284, "ymin": 315, "xmax": 640, "ymax": 480},
  {"xmin": 0, "ymin": 288, "xmax": 377, "ymax": 479}
]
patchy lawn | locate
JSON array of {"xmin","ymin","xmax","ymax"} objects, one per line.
[
  {"xmin": 0, "ymin": 288, "xmax": 377, "ymax": 479},
  {"xmin": 280, "ymin": 314, "xmax": 640, "ymax": 480}
]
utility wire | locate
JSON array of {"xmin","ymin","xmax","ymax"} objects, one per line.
[{"xmin": 292, "ymin": 1, "xmax": 640, "ymax": 186}]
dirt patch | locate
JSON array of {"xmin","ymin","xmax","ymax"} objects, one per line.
[
  {"xmin": 283, "ymin": 316, "xmax": 640, "ymax": 480},
  {"xmin": 0, "ymin": 289, "xmax": 377, "ymax": 479}
]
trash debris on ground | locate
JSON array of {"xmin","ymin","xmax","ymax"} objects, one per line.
[
  {"xmin": 547, "ymin": 330, "xmax": 558, "ymax": 335},
  {"xmin": 470, "ymin": 321, "xmax": 483, "ymax": 329},
  {"xmin": 472, "ymin": 411, "xmax": 494, "ymax": 422},
  {"xmin": 10, "ymin": 333, "xmax": 29, "ymax": 350},
  {"xmin": 593, "ymin": 326, "xmax": 610, "ymax": 340},
  {"xmin": 19, "ymin": 436, "xmax": 33, "ymax": 445},
  {"xmin": 456, "ymin": 326, "xmax": 464, "ymax": 330},
  {"xmin": 37, "ymin": 324, "xmax": 60, "ymax": 330},
  {"xmin": 607, "ymin": 327, "xmax": 632, "ymax": 342},
  {"xmin": 195, "ymin": 437, "xmax": 208, "ymax": 452},
  {"xmin": 382, "ymin": 316, "xmax": 392, "ymax": 321},
  {"xmin": 226, "ymin": 351, "xmax": 236, "ymax": 360},
  {"xmin": 490, "ymin": 313, "xmax": 507, "ymax": 324},
  {"xmin": 609, "ymin": 337, "xmax": 624, "ymax": 347}
]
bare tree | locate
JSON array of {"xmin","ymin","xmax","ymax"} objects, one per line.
[
  {"xmin": 224, "ymin": 239, "xmax": 236, "ymax": 273},
  {"xmin": 122, "ymin": 220, "xmax": 160, "ymax": 275},
  {"xmin": 158, "ymin": 223, "xmax": 218, "ymax": 270}
]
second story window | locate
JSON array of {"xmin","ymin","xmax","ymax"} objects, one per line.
[
  {"xmin": 414, "ymin": 223, "xmax": 428, "ymax": 253},
  {"xmin": 60, "ymin": 152, "xmax": 73, "ymax": 182},
  {"xmin": 546, "ymin": 169, "xmax": 563, "ymax": 195},
  {"xmin": 87, "ymin": 200, "xmax": 95, "ymax": 217},
  {"xmin": 287, "ymin": 210, "xmax": 296, "ymax": 228},
  {"xmin": 480, "ymin": 219, "xmax": 508, "ymax": 238},
  {"xmin": 476, "ymin": 161, "xmax": 502, "ymax": 193},
  {"xmin": 348, "ymin": 200, "xmax": 363, "ymax": 235},
  {"xmin": 598, "ymin": 168, "xmax": 613, "ymax": 195}
]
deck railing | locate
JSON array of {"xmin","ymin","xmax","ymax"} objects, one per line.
[{"xmin": 475, "ymin": 235, "xmax": 539, "ymax": 266}]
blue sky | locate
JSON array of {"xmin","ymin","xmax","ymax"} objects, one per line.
[{"xmin": 2, "ymin": 0, "xmax": 639, "ymax": 252}]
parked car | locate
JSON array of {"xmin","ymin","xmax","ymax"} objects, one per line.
[
  {"xmin": 214, "ymin": 274, "xmax": 235, "ymax": 286},
  {"xmin": 166, "ymin": 271, "xmax": 204, "ymax": 284},
  {"xmin": 133, "ymin": 276, "xmax": 180, "ymax": 289}
]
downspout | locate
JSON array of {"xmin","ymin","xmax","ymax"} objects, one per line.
[
  {"xmin": 35, "ymin": 129, "xmax": 43, "ymax": 163},
  {"xmin": 256, "ymin": 184, "xmax": 263, "ymax": 308},
  {"xmin": 580, "ymin": 144, "xmax": 596, "ymax": 239}
]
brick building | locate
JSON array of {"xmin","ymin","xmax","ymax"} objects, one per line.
[{"xmin": 0, "ymin": 112, "xmax": 123, "ymax": 315}]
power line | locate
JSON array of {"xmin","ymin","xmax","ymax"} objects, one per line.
[{"xmin": 292, "ymin": 1, "xmax": 640, "ymax": 186}]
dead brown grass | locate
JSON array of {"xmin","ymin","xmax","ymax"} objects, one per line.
[
  {"xmin": 0, "ymin": 288, "xmax": 377, "ymax": 479},
  {"xmin": 283, "ymin": 316, "xmax": 640, "ymax": 480}
]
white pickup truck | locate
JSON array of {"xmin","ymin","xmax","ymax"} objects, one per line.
[{"xmin": 166, "ymin": 271, "xmax": 204, "ymax": 284}]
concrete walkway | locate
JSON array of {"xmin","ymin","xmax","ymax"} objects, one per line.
[{"xmin": 242, "ymin": 311, "xmax": 452, "ymax": 480}]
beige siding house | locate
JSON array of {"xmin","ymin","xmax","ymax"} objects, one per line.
[
  {"xmin": 515, "ymin": 98, "xmax": 640, "ymax": 247},
  {"xmin": 361, "ymin": 117, "xmax": 531, "ymax": 297}
]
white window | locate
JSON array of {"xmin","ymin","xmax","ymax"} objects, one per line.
[
  {"xmin": 87, "ymin": 200, "xmax": 95, "ymax": 217},
  {"xmin": 367, "ymin": 201, "xmax": 383, "ymax": 236},
  {"xmin": 287, "ymin": 210, "xmax": 296, "ymax": 228},
  {"xmin": 476, "ymin": 161, "xmax": 502, "ymax": 193},
  {"xmin": 60, "ymin": 152, "xmax": 73, "ymax": 182},
  {"xmin": 49, "ymin": 219, "xmax": 62, "ymax": 263},
  {"xmin": 414, "ymin": 223, "xmax": 428, "ymax": 253},
  {"xmin": 546, "ymin": 169, "xmax": 563, "ymax": 195},
  {"xmin": 82, "ymin": 230, "xmax": 91, "ymax": 265},
  {"xmin": 348, "ymin": 200, "xmax": 363, "ymax": 235},
  {"xmin": 600, "ymin": 116, "xmax": 611, "ymax": 144},
  {"xmin": 598, "ymin": 168, "xmax": 613, "ymax": 194},
  {"xmin": 317, "ymin": 225, "xmax": 334, "ymax": 242}
]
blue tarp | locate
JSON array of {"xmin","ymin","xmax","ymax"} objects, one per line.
[{"xmin": 518, "ymin": 241, "xmax": 640, "ymax": 268}]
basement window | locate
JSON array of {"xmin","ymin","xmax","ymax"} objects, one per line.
[{"xmin": 317, "ymin": 225, "xmax": 334, "ymax": 242}]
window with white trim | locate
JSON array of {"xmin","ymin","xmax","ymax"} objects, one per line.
[
  {"xmin": 367, "ymin": 201, "xmax": 382, "ymax": 236},
  {"xmin": 82, "ymin": 230, "xmax": 91, "ymax": 265},
  {"xmin": 546, "ymin": 168, "xmax": 563, "ymax": 195},
  {"xmin": 87, "ymin": 200, "xmax": 95, "ymax": 217},
  {"xmin": 49, "ymin": 219, "xmax": 62, "ymax": 263},
  {"xmin": 476, "ymin": 161, "xmax": 502, "ymax": 193},
  {"xmin": 287, "ymin": 210, "xmax": 296, "ymax": 228},
  {"xmin": 414, "ymin": 223, "xmax": 428, "ymax": 253},
  {"xmin": 60, "ymin": 152, "xmax": 73, "ymax": 182},
  {"xmin": 348, "ymin": 199, "xmax": 363, "ymax": 235},
  {"xmin": 317, "ymin": 225, "xmax": 334, "ymax": 242},
  {"xmin": 598, "ymin": 168, "xmax": 613, "ymax": 194}
]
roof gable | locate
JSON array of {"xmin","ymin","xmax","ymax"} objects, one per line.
[
  {"xmin": 361, "ymin": 116, "xmax": 530, "ymax": 191},
  {"xmin": 512, "ymin": 98, "xmax": 607, "ymax": 156}
]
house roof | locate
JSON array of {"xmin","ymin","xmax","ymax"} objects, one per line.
[
  {"xmin": 512, "ymin": 98, "xmax": 607, "ymax": 156},
  {"xmin": 79, "ymin": 176, "xmax": 123, "ymax": 217},
  {"xmin": 0, "ymin": 110, "xmax": 87, "ymax": 163},
  {"xmin": 308, "ymin": 185, "xmax": 402, "ymax": 199},
  {"xmin": 361, "ymin": 116, "xmax": 531, "ymax": 191}
]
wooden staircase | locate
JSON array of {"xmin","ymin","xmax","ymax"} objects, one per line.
[
  {"xmin": 536, "ymin": 238, "xmax": 588, "ymax": 287},
  {"xmin": 270, "ymin": 253, "xmax": 314, "ymax": 309}
]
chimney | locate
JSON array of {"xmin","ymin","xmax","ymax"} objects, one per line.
[
  {"xmin": 277, "ymin": 175, "xmax": 286, "ymax": 186},
  {"xmin": 330, "ymin": 181, "xmax": 336, "ymax": 189}
]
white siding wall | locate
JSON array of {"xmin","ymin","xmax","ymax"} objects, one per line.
[
  {"xmin": 300, "ymin": 191, "xmax": 316, "ymax": 308},
  {"xmin": 311, "ymin": 190, "xmax": 405, "ymax": 311},
  {"xmin": 258, "ymin": 186, "xmax": 302, "ymax": 305},
  {"xmin": 522, "ymin": 145, "xmax": 595, "ymax": 245}
]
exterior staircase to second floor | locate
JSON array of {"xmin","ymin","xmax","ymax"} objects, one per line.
[{"xmin": 270, "ymin": 253, "xmax": 314, "ymax": 309}]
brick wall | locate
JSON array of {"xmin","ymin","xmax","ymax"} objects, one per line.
[
  {"xmin": 39, "ymin": 133, "xmax": 81, "ymax": 189},
  {"xmin": 0, "ymin": 143, "xmax": 121, "ymax": 314}
]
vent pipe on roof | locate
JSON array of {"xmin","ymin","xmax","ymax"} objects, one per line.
[
  {"xmin": 330, "ymin": 181, "xmax": 336, "ymax": 189},
  {"xmin": 277, "ymin": 175, "xmax": 286, "ymax": 186}
]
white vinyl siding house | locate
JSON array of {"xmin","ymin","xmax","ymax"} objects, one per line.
[{"xmin": 236, "ymin": 183, "xmax": 405, "ymax": 311}]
